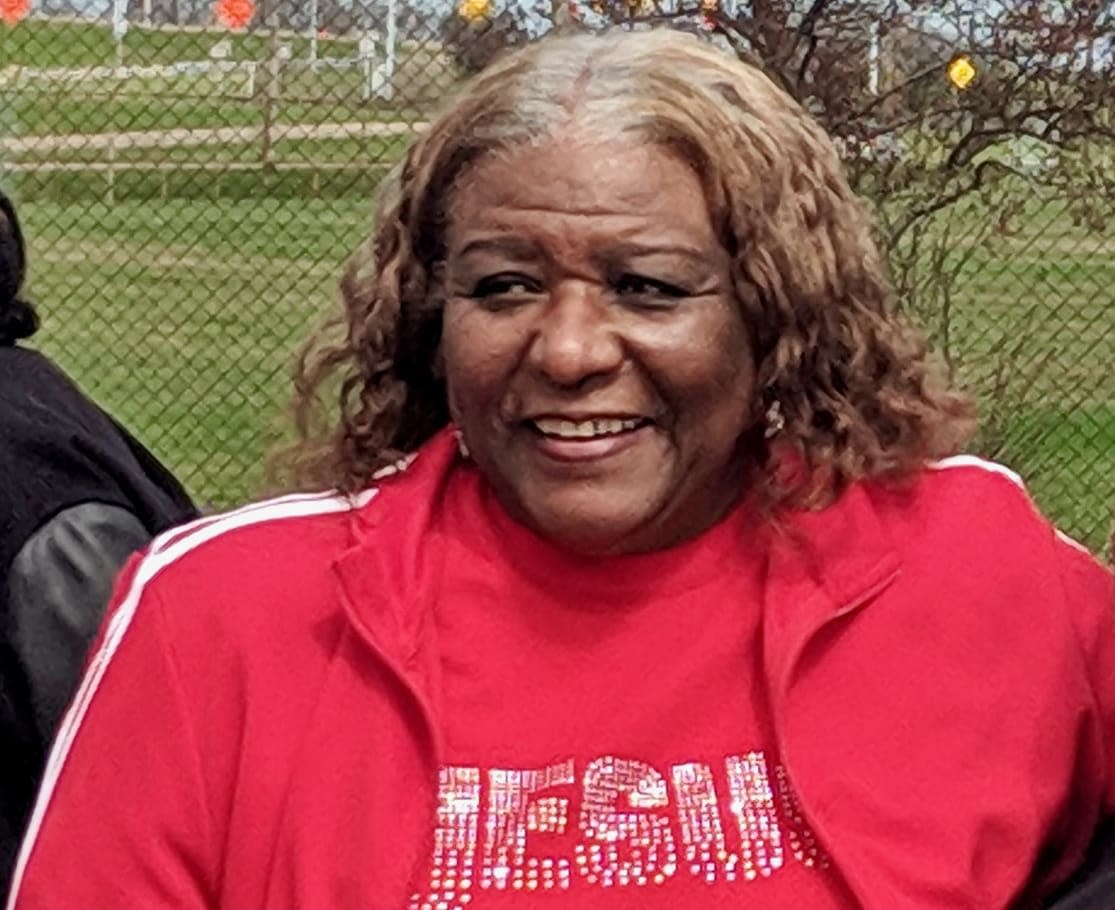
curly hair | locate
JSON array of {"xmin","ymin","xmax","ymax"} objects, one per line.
[
  {"xmin": 0, "ymin": 192, "xmax": 39, "ymax": 346},
  {"xmin": 282, "ymin": 28, "xmax": 976, "ymax": 509}
]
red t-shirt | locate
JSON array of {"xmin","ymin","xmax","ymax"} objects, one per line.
[{"xmin": 409, "ymin": 464, "xmax": 856, "ymax": 909}]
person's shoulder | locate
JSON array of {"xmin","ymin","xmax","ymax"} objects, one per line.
[
  {"xmin": 137, "ymin": 452, "xmax": 426, "ymax": 599},
  {"xmin": 0, "ymin": 346, "xmax": 118, "ymax": 443},
  {"xmin": 859, "ymin": 458, "xmax": 1111, "ymax": 660},
  {"xmin": 0, "ymin": 346, "xmax": 79, "ymax": 407},
  {"xmin": 920, "ymin": 453, "xmax": 1037, "ymax": 516},
  {"xmin": 144, "ymin": 488, "xmax": 380, "ymax": 591},
  {"xmin": 0, "ymin": 345, "xmax": 83, "ymax": 389},
  {"xmin": 875, "ymin": 452, "xmax": 1032, "ymax": 513},
  {"xmin": 926, "ymin": 455, "xmax": 1086, "ymax": 544},
  {"xmin": 91, "ymin": 488, "xmax": 379, "ymax": 664},
  {"xmin": 867, "ymin": 454, "xmax": 1093, "ymax": 561},
  {"xmin": 0, "ymin": 349, "xmax": 126, "ymax": 542}
]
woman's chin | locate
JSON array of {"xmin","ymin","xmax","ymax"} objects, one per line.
[{"xmin": 519, "ymin": 497, "xmax": 663, "ymax": 557}]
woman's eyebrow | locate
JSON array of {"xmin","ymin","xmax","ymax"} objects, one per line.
[
  {"xmin": 594, "ymin": 242, "xmax": 722, "ymax": 281},
  {"xmin": 598, "ymin": 241, "xmax": 716, "ymax": 263},
  {"xmin": 453, "ymin": 235, "xmax": 541, "ymax": 260}
]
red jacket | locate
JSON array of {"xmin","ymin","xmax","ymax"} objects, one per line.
[{"xmin": 7, "ymin": 429, "xmax": 1115, "ymax": 910}]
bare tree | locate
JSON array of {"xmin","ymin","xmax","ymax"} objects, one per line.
[{"xmin": 582, "ymin": 0, "xmax": 1115, "ymax": 457}]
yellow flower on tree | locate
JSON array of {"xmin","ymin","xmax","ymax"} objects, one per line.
[
  {"xmin": 459, "ymin": 0, "xmax": 492, "ymax": 20},
  {"xmin": 947, "ymin": 55, "xmax": 977, "ymax": 90}
]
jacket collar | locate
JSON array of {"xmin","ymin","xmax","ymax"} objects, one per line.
[
  {"xmin": 761, "ymin": 483, "xmax": 903, "ymax": 702},
  {"xmin": 330, "ymin": 429, "xmax": 460, "ymax": 752},
  {"xmin": 331, "ymin": 430, "xmax": 902, "ymax": 748}
]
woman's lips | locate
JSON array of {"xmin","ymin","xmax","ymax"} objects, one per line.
[{"xmin": 526, "ymin": 417, "xmax": 652, "ymax": 463}]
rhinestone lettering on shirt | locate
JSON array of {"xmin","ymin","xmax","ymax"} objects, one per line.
[
  {"xmin": 575, "ymin": 757, "xmax": 677, "ymax": 888},
  {"xmin": 482, "ymin": 761, "xmax": 575, "ymax": 892},
  {"xmin": 408, "ymin": 751, "xmax": 828, "ymax": 910},
  {"xmin": 422, "ymin": 766, "xmax": 481, "ymax": 905},
  {"xmin": 725, "ymin": 751, "xmax": 784, "ymax": 880},
  {"xmin": 672, "ymin": 762, "xmax": 730, "ymax": 882}
]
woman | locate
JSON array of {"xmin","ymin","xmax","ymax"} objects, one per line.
[
  {"xmin": 0, "ymin": 192, "xmax": 197, "ymax": 893},
  {"xmin": 7, "ymin": 30, "xmax": 1114, "ymax": 910}
]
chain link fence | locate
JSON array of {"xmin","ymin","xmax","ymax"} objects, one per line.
[{"xmin": 1, "ymin": 1, "xmax": 1112, "ymax": 551}]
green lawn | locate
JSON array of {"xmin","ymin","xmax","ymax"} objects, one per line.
[
  {"xmin": 2, "ymin": 18, "xmax": 1111, "ymax": 550},
  {"xmin": 4, "ymin": 134, "xmax": 411, "ymax": 166},
  {"xmin": 0, "ymin": 17, "xmax": 458, "ymax": 132},
  {"xmin": 11, "ymin": 192, "xmax": 1112, "ymax": 553},
  {"xmin": 2, "ymin": 81, "xmax": 429, "ymax": 137},
  {"xmin": 19, "ymin": 197, "xmax": 373, "ymax": 510},
  {"xmin": 4, "ymin": 93, "xmax": 264, "ymax": 136},
  {"xmin": 902, "ymin": 193, "xmax": 1115, "ymax": 552},
  {"xmin": 993, "ymin": 405, "xmax": 1115, "ymax": 553}
]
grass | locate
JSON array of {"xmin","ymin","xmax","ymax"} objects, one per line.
[
  {"xmin": 18, "ymin": 197, "xmax": 374, "ymax": 509},
  {"xmin": 0, "ymin": 17, "xmax": 458, "ymax": 130},
  {"xmin": 992, "ymin": 405, "xmax": 1115, "ymax": 554},
  {"xmin": 3, "ymin": 162, "xmax": 394, "ymax": 206},
  {"xmin": 2, "ymin": 17, "xmax": 1111, "ymax": 550},
  {"xmin": 10, "ymin": 191, "xmax": 1111, "ymax": 553},
  {"xmin": 4, "ymin": 135, "xmax": 411, "ymax": 166},
  {"xmin": 2, "ymin": 80, "xmax": 433, "ymax": 138},
  {"xmin": 899, "ymin": 191, "xmax": 1115, "ymax": 552},
  {"xmin": 4, "ymin": 93, "xmax": 264, "ymax": 135}
]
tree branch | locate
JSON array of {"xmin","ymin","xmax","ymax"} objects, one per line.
[
  {"xmin": 887, "ymin": 160, "xmax": 1024, "ymax": 247},
  {"xmin": 793, "ymin": 0, "xmax": 833, "ymax": 87},
  {"xmin": 828, "ymin": 64, "xmax": 943, "ymax": 131}
]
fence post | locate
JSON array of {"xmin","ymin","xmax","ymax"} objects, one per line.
[
  {"xmin": 359, "ymin": 34, "xmax": 376, "ymax": 102},
  {"xmin": 259, "ymin": 18, "xmax": 282, "ymax": 180},
  {"xmin": 105, "ymin": 136, "xmax": 116, "ymax": 207},
  {"xmin": 112, "ymin": 0, "xmax": 128, "ymax": 69}
]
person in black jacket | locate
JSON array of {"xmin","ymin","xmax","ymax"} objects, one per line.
[{"xmin": 0, "ymin": 192, "xmax": 198, "ymax": 891}]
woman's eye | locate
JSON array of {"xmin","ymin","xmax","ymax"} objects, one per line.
[
  {"xmin": 469, "ymin": 275, "xmax": 539, "ymax": 300},
  {"xmin": 614, "ymin": 274, "xmax": 689, "ymax": 301}
]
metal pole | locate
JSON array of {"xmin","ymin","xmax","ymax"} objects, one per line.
[
  {"xmin": 261, "ymin": 23, "xmax": 280, "ymax": 173},
  {"xmin": 384, "ymin": 0, "xmax": 398, "ymax": 100},
  {"xmin": 868, "ymin": 17, "xmax": 880, "ymax": 95},
  {"xmin": 112, "ymin": 0, "xmax": 127, "ymax": 69},
  {"xmin": 309, "ymin": 0, "xmax": 318, "ymax": 62}
]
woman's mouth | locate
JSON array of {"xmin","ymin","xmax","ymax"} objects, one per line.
[
  {"xmin": 526, "ymin": 416, "xmax": 653, "ymax": 462},
  {"xmin": 532, "ymin": 417, "xmax": 645, "ymax": 438}
]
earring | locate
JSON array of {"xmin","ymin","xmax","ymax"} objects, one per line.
[
  {"xmin": 764, "ymin": 401, "xmax": 785, "ymax": 439},
  {"xmin": 453, "ymin": 427, "xmax": 471, "ymax": 459}
]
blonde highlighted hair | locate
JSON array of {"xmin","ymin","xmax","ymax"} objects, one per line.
[{"xmin": 282, "ymin": 28, "xmax": 976, "ymax": 508}]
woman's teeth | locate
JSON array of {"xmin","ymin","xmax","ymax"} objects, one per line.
[{"xmin": 533, "ymin": 417, "xmax": 642, "ymax": 439}]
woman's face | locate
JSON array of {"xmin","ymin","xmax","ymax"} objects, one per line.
[{"xmin": 440, "ymin": 133, "xmax": 757, "ymax": 555}]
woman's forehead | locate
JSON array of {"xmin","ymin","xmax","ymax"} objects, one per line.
[{"xmin": 446, "ymin": 136, "xmax": 717, "ymax": 247}]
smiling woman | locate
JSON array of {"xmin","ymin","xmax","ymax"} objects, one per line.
[
  {"xmin": 286, "ymin": 29, "xmax": 978, "ymax": 517},
  {"xmin": 7, "ymin": 27, "xmax": 1115, "ymax": 910},
  {"xmin": 440, "ymin": 137, "xmax": 753, "ymax": 554}
]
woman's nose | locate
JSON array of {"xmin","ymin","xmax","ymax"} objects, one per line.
[{"xmin": 526, "ymin": 282, "xmax": 624, "ymax": 389}]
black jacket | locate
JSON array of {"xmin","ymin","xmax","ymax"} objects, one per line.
[{"xmin": 0, "ymin": 345, "xmax": 197, "ymax": 891}]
